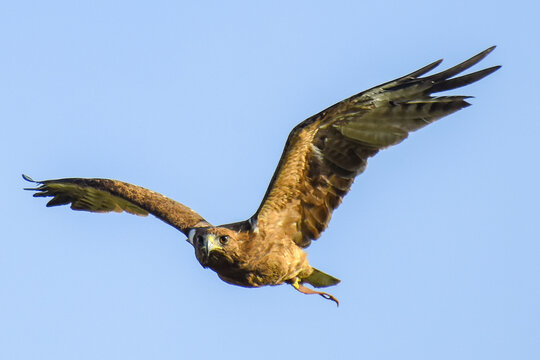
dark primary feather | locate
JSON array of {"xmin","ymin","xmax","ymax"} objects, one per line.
[
  {"xmin": 23, "ymin": 48, "xmax": 499, "ymax": 248},
  {"xmin": 23, "ymin": 48, "xmax": 499, "ymax": 303},
  {"xmin": 23, "ymin": 175, "xmax": 210, "ymax": 235},
  {"xmin": 253, "ymin": 47, "xmax": 500, "ymax": 248}
]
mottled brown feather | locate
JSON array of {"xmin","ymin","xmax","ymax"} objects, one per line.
[
  {"xmin": 23, "ymin": 48, "xmax": 499, "ymax": 302},
  {"xmin": 253, "ymin": 47, "xmax": 500, "ymax": 248},
  {"xmin": 24, "ymin": 176, "xmax": 210, "ymax": 235}
]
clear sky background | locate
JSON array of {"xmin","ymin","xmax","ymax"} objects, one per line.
[{"xmin": 1, "ymin": 1, "xmax": 538, "ymax": 359}]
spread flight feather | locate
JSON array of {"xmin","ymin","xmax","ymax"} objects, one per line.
[{"xmin": 24, "ymin": 47, "xmax": 500, "ymax": 305}]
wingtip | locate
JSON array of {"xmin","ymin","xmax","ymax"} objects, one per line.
[
  {"xmin": 485, "ymin": 45, "xmax": 497, "ymax": 53},
  {"xmin": 22, "ymin": 174, "xmax": 36, "ymax": 183},
  {"xmin": 472, "ymin": 46, "xmax": 498, "ymax": 64},
  {"xmin": 406, "ymin": 58, "xmax": 443, "ymax": 79},
  {"xmin": 472, "ymin": 65, "xmax": 502, "ymax": 80},
  {"xmin": 424, "ymin": 58, "xmax": 444, "ymax": 72},
  {"xmin": 475, "ymin": 46, "xmax": 496, "ymax": 59},
  {"xmin": 22, "ymin": 174, "xmax": 44, "ymax": 191}
]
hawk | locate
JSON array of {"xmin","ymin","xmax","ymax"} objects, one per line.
[{"xmin": 25, "ymin": 47, "xmax": 500, "ymax": 305}]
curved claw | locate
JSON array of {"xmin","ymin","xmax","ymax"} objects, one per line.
[{"xmin": 316, "ymin": 291, "xmax": 340, "ymax": 307}]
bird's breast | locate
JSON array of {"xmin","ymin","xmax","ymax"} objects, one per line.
[{"xmin": 211, "ymin": 237, "xmax": 311, "ymax": 288}]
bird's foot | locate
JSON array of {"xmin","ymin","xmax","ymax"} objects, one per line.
[{"xmin": 292, "ymin": 280, "xmax": 339, "ymax": 307}]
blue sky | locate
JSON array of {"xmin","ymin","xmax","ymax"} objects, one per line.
[{"xmin": 1, "ymin": 1, "xmax": 539, "ymax": 359}]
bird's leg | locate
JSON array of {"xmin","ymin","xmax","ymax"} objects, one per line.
[{"xmin": 291, "ymin": 278, "xmax": 339, "ymax": 307}]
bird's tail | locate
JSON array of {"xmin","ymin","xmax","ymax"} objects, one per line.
[{"xmin": 304, "ymin": 268, "xmax": 341, "ymax": 288}]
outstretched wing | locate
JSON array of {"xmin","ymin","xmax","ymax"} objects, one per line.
[
  {"xmin": 23, "ymin": 175, "xmax": 210, "ymax": 235},
  {"xmin": 252, "ymin": 47, "xmax": 500, "ymax": 247}
]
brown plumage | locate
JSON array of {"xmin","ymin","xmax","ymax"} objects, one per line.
[{"xmin": 24, "ymin": 47, "xmax": 500, "ymax": 305}]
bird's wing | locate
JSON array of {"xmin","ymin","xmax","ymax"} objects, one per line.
[
  {"xmin": 252, "ymin": 47, "xmax": 499, "ymax": 248},
  {"xmin": 23, "ymin": 175, "xmax": 210, "ymax": 235}
]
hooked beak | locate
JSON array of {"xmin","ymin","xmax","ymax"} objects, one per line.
[
  {"xmin": 194, "ymin": 234, "xmax": 221, "ymax": 267},
  {"xmin": 203, "ymin": 234, "xmax": 219, "ymax": 256}
]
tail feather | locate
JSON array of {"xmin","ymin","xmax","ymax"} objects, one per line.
[{"xmin": 303, "ymin": 267, "xmax": 341, "ymax": 288}]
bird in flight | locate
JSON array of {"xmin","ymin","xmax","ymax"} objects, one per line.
[{"xmin": 25, "ymin": 47, "xmax": 500, "ymax": 306}]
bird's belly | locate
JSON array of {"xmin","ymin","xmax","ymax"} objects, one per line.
[
  {"xmin": 216, "ymin": 267, "xmax": 295, "ymax": 288},
  {"xmin": 214, "ymin": 245, "xmax": 310, "ymax": 288}
]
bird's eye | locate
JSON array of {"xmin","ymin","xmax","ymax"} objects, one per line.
[
  {"xmin": 219, "ymin": 235, "xmax": 230, "ymax": 245},
  {"xmin": 196, "ymin": 235, "xmax": 204, "ymax": 247}
]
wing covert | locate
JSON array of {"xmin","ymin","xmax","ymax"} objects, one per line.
[
  {"xmin": 252, "ymin": 47, "xmax": 499, "ymax": 248},
  {"xmin": 23, "ymin": 175, "xmax": 210, "ymax": 235}
]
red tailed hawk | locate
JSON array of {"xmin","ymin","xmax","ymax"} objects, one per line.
[{"xmin": 25, "ymin": 47, "xmax": 500, "ymax": 305}]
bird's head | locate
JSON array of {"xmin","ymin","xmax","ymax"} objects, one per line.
[{"xmin": 187, "ymin": 227, "xmax": 243, "ymax": 269}]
